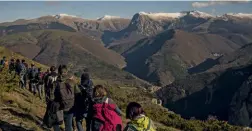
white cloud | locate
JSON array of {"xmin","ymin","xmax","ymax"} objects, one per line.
[{"xmin": 192, "ymin": 0, "xmax": 250, "ymax": 8}]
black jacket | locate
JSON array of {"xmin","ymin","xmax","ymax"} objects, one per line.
[{"xmin": 74, "ymin": 80, "xmax": 93, "ymax": 119}]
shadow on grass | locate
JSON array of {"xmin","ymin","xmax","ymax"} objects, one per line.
[
  {"xmin": 2, "ymin": 108, "xmax": 47, "ymax": 130},
  {"xmin": 0, "ymin": 120, "xmax": 31, "ymax": 131}
]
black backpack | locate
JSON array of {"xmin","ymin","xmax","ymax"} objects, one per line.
[
  {"xmin": 29, "ymin": 68, "xmax": 37, "ymax": 79},
  {"xmin": 57, "ymin": 81, "xmax": 75, "ymax": 111},
  {"xmin": 46, "ymin": 75, "xmax": 58, "ymax": 102}
]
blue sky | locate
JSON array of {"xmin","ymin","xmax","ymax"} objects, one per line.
[{"xmin": 0, "ymin": 1, "xmax": 252, "ymax": 22}]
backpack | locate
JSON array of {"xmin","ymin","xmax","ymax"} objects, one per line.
[
  {"xmin": 0, "ymin": 60, "xmax": 5, "ymax": 65},
  {"xmin": 19, "ymin": 64, "xmax": 27, "ymax": 75},
  {"xmin": 29, "ymin": 68, "xmax": 37, "ymax": 79},
  {"xmin": 46, "ymin": 75, "xmax": 58, "ymax": 102},
  {"xmin": 9, "ymin": 62, "xmax": 15, "ymax": 71},
  {"xmin": 0, "ymin": 60, "xmax": 6, "ymax": 69},
  {"xmin": 77, "ymin": 81, "xmax": 93, "ymax": 113},
  {"xmin": 57, "ymin": 81, "xmax": 75, "ymax": 111},
  {"xmin": 37, "ymin": 72, "xmax": 45, "ymax": 84},
  {"xmin": 93, "ymin": 98, "xmax": 123, "ymax": 131}
]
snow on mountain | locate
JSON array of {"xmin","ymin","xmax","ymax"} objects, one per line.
[
  {"xmin": 53, "ymin": 14, "xmax": 78, "ymax": 19},
  {"xmin": 225, "ymin": 13, "xmax": 252, "ymax": 18},
  {"xmin": 97, "ymin": 15, "xmax": 121, "ymax": 20},
  {"xmin": 138, "ymin": 12, "xmax": 183, "ymax": 19},
  {"xmin": 186, "ymin": 11, "xmax": 213, "ymax": 18},
  {"xmin": 137, "ymin": 11, "xmax": 213, "ymax": 20}
]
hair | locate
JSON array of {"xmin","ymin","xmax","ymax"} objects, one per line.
[
  {"xmin": 83, "ymin": 68, "xmax": 89, "ymax": 72},
  {"xmin": 50, "ymin": 66, "xmax": 56, "ymax": 72},
  {"xmin": 21, "ymin": 59, "xmax": 25, "ymax": 63},
  {"xmin": 58, "ymin": 65, "xmax": 68, "ymax": 75},
  {"xmin": 16, "ymin": 59, "xmax": 20, "ymax": 63},
  {"xmin": 93, "ymin": 85, "xmax": 107, "ymax": 98},
  {"xmin": 126, "ymin": 102, "xmax": 145, "ymax": 120},
  {"xmin": 38, "ymin": 68, "xmax": 41, "ymax": 72}
]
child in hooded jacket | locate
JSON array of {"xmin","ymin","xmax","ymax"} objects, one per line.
[{"xmin": 124, "ymin": 102, "xmax": 156, "ymax": 131}]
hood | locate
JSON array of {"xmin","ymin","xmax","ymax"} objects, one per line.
[{"xmin": 130, "ymin": 115, "xmax": 151, "ymax": 129}]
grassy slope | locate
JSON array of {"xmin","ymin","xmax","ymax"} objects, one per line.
[{"xmin": 0, "ymin": 30, "xmax": 151, "ymax": 87}]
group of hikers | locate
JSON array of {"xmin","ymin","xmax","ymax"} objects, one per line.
[
  {"xmin": 0, "ymin": 56, "xmax": 46, "ymax": 99},
  {"xmin": 0, "ymin": 56, "xmax": 156, "ymax": 131}
]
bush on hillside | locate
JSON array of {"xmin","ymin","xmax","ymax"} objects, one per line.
[{"xmin": 0, "ymin": 68, "xmax": 18, "ymax": 93}]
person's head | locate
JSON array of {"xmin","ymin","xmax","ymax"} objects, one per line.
[
  {"xmin": 81, "ymin": 73, "xmax": 90, "ymax": 85},
  {"xmin": 11, "ymin": 59, "xmax": 14, "ymax": 62},
  {"xmin": 83, "ymin": 68, "xmax": 89, "ymax": 73},
  {"xmin": 38, "ymin": 68, "xmax": 41, "ymax": 72},
  {"xmin": 58, "ymin": 65, "xmax": 68, "ymax": 76},
  {"xmin": 31, "ymin": 63, "xmax": 35, "ymax": 67},
  {"xmin": 16, "ymin": 59, "xmax": 20, "ymax": 63},
  {"xmin": 46, "ymin": 69, "xmax": 50, "ymax": 73},
  {"xmin": 126, "ymin": 102, "xmax": 145, "ymax": 120},
  {"xmin": 50, "ymin": 66, "xmax": 56, "ymax": 72},
  {"xmin": 21, "ymin": 59, "xmax": 25, "ymax": 63},
  {"xmin": 93, "ymin": 85, "xmax": 107, "ymax": 98},
  {"xmin": 3, "ymin": 56, "xmax": 6, "ymax": 60}
]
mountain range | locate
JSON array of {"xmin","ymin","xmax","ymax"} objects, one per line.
[
  {"xmin": 1, "ymin": 10, "xmax": 252, "ymax": 87},
  {"xmin": 1, "ymin": 10, "xmax": 252, "ymax": 127}
]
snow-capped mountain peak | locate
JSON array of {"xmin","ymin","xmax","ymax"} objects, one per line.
[
  {"xmin": 53, "ymin": 14, "xmax": 78, "ymax": 19},
  {"xmin": 137, "ymin": 11, "xmax": 213, "ymax": 20},
  {"xmin": 97, "ymin": 15, "xmax": 121, "ymax": 20},
  {"xmin": 185, "ymin": 10, "xmax": 213, "ymax": 18},
  {"xmin": 138, "ymin": 12, "xmax": 183, "ymax": 19}
]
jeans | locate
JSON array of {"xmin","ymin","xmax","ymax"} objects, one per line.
[
  {"xmin": 37, "ymin": 84, "xmax": 44, "ymax": 100},
  {"xmin": 19, "ymin": 74, "xmax": 25, "ymax": 88},
  {"xmin": 76, "ymin": 118, "xmax": 84, "ymax": 131},
  {"xmin": 53, "ymin": 112, "xmax": 74, "ymax": 131},
  {"xmin": 30, "ymin": 82, "xmax": 37, "ymax": 95}
]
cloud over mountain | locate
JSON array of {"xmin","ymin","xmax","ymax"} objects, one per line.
[{"xmin": 192, "ymin": 0, "xmax": 250, "ymax": 8}]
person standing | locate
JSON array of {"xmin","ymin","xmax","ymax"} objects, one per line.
[
  {"xmin": 28, "ymin": 63, "xmax": 38, "ymax": 94},
  {"xmin": 53, "ymin": 65, "xmax": 75, "ymax": 131},
  {"xmin": 36, "ymin": 68, "xmax": 45, "ymax": 100},
  {"xmin": 91, "ymin": 85, "xmax": 123, "ymax": 131},
  {"xmin": 8, "ymin": 58, "xmax": 16, "ymax": 76},
  {"xmin": 15, "ymin": 59, "xmax": 21, "ymax": 77},
  {"xmin": 18, "ymin": 60, "xmax": 27, "ymax": 89},
  {"xmin": 0, "ymin": 56, "xmax": 7, "ymax": 71},
  {"xmin": 45, "ymin": 66, "xmax": 58, "ymax": 103},
  {"xmin": 74, "ymin": 72, "xmax": 93, "ymax": 131}
]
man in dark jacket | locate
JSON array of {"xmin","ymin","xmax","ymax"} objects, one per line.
[
  {"xmin": 36, "ymin": 68, "xmax": 45, "ymax": 100},
  {"xmin": 53, "ymin": 65, "xmax": 75, "ymax": 131},
  {"xmin": 19, "ymin": 60, "xmax": 27, "ymax": 89},
  {"xmin": 28, "ymin": 63, "xmax": 38, "ymax": 94},
  {"xmin": 9, "ymin": 58, "xmax": 15, "ymax": 73},
  {"xmin": 74, "ymin": 72, "xmax": 93, "ymax": 131},
  {"xmin": 43, "ymin": 66, "xmax": 59, "ymax": 129},
  {"xmin": 45, "ymin": 66, "xmax": 58, "ymax": 103}
]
